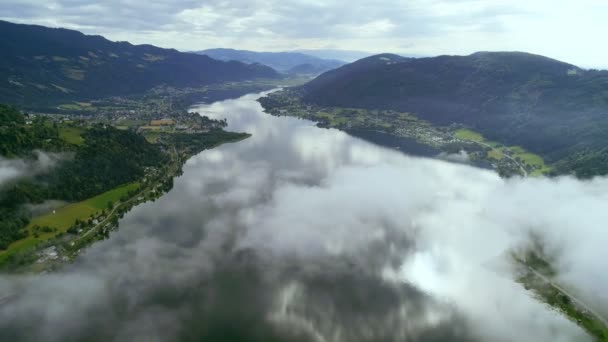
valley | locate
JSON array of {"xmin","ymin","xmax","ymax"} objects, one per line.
[
  {"xmin": 0, "ymin": 87, "xmax": 605, "ymax": 342},
  {"xmin": 1, "ymin": 9, "xmax": 608, "ymax": 342}
]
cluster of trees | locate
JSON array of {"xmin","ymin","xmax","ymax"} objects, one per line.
[
  {"xmin": 0, "ymin": 105, "xmax": 67, "ymax": 156},
  {"xmin": 0, "ymin": 108, "xmax": 167, "ymax": 249},
  {"xmin": 0, "ymin": 103, "xmax": 248, "ymax": 250},
  {"xmin": 552, "ymin": 148, "xmax": 608, "ymax": 178},
  {"xmin": 45, "ymin": 125, "xmax": 167, "ymax": 200},
  {"xmin": 166, "ymin": 129, "xmax": 248, "ymax": 156},
  {"xmin": 0, "ymin": 206, "xmax": 29, "ymax": 250}
]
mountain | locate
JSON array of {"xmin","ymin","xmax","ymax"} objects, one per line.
[
  {"xmin": 291, "ymin": 49, "xmax": 373, "ymax": 63},
  {"xmin": 300, "ymin": 51, "xmax": 608, "ymax": 162},
  {"xmin": 0, "ymin": 20, "xmax": 280, "ymax": 108},
  {"xmin": 194, "ymin": 48, "xmax": 345, "ymax": 74},
  {"xmin": 286, "ymin": 63, "xmax": 338, "ymax": 75}
]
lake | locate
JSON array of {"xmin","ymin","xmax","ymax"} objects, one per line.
[{"xmin": 0, "ymin": 91, "xmax": 590, "ymax": 342}]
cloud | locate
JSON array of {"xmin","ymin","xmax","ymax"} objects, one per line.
[
  {"xmin": 0, "ymin": 92, "xmax": 602, "ymax": 341},
  {"xmin": 1, "ymin": 0, "xmax": 607, "ymax": 67},
  {"xmin": 0, "ymin": 150, "xmax": 68, "ymax": 187}
]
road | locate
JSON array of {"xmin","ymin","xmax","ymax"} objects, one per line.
[
  {"xmin": 528, "ymin": 266, "xmax": 608, "ymax": 327},
  {"xmin": 78, "ymin": 200, "xmax": 122, "ymax": 240},
  {"xmin": 77, "ymin": 148, "xmax": 180, "ymax": 242},
  {"xmin": 475, "ymin": 141, "xmax": 528, "ymax": 177}
]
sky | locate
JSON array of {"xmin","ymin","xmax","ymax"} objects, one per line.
[{"xmin": 0, "ymin": 0, "xmax": 607, "ymax": 67}]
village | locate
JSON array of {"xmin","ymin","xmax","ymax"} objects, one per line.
[
  {"xmin": 261, "ymin": 90, "xmax": 550, "ymax": 178},
  {"xmin": 5, "ymin": 87, "xmax": 243, "ymax": 272},
  {"xmin": 22, "ymin": 86, "xmax": 229, "ymax": 145}
]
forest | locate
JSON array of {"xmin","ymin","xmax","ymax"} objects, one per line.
[
  {"xmin": 299, "ymin": 52, "xmax": 608, "ymax": 175},
  {"xmin": 0, "ymin": 104, "xmax": 68, "ymax": 156},
  {"xmin": 0, "ymin": 106, "xmax": 166, "ymax": 249}
]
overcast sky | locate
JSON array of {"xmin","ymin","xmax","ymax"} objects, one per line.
[{"xmin": 1, "ymin": 0, "xmax": 607, "ymax": 67}]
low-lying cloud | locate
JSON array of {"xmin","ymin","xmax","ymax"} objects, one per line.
[
  {"xmin": 0, "ymin": 150, "xmax": 68, "ymax": 187},
  {"xmin": 0, "ymin": 94, "xmax": 604, "ymax": 341}
]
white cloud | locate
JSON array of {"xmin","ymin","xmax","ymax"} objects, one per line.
[
  {"xmin": 0, "ymin": 151, "xmax": 68, "ymax": 187},
  {"xmin": 0, "ymin": 92, "xmax": 604, "ymax": 341}
]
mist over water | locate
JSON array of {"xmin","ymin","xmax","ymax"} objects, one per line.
[{"xmin": 1, "ymin": 91, "xmax": 606, "ymax": 341}]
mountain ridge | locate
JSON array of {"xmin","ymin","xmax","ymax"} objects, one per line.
[
  {"xmin": 300, "ymin": 51, "xmax": 608, "ymax": 162},
  {"xmin": 0, "ymin": 20, "xmax": 280, "ymax": 108},
  {"xmin": 194, "ymin": 48, "xmax": 345, "ymax": 74}
]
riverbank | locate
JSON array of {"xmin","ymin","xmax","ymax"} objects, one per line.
[
  {"xmin": 0, "ymin": 130, "xmax": 251, "ymax": 273},
  {"xmin": 258, "ymin": 89, "xmax": 552, "ymax": 178}
]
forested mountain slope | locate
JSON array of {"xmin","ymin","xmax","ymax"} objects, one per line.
[
  {"xmin": 300, "ymin": 52, "xmax": 608, "ymax": 165},
  {"xmin": 0, "ymin": 20, "xmax": 280, "ymax": 108}
]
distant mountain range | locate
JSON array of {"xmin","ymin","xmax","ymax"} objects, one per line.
[
  {"xmin": 291, "ymin": 49, "xmax": 373, "ymax": 63},
  {"xmin": 300, "ymin": 51, "xmax": 608, "ymax": 167},
  {"xmin": 194, "ymin": 48, "xmax": 345, "ymax": 75},
  {"xmin": 0, "ymin": 20, "xmax": 280, "ymax": 108}
]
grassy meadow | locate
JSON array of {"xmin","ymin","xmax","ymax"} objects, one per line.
[{"xmin": 0, "ymin": 183, "xmax": 139, "ymax": 264}]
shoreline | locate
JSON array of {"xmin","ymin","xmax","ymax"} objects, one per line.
[{"xmin": 0, "ymin": 131, "xmax": 252, "ymax": 273}]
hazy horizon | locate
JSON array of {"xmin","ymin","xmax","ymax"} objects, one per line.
[{"xmin": 1, "ymin": 1, "xmax": 607, "ymax": 69}]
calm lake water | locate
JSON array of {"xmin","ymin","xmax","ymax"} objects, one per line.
[{"xmin": 0, "ymin": 91, "xmax": 588, "ymax": 342}]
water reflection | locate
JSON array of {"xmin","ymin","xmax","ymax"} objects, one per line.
[{"xmin": 0, "ymin": 91, "xmax": 592, "ymax": 342}]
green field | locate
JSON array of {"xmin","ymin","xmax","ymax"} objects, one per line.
[
  {"xmin": 58, "ymin": 103, "xmax": 82, "ymax": 111},
  {"xmin": 514, "ymin": 151, "xmax": 544, "ymax": 165},
  {"xmin": 454, "ymin": 128, "xmax": 484, "ymax": 142},
  {"xmin": 116, "ymin": 119, "xmax": 147, "ymax": 127},
  {"xmin": 139, "ymin": 126, "xmax": 163, "ymax": 131},
  {"xmin": 487, "ymin": 149, "xmax": 505, "ymax": 160},
  {"xmin": 510, "ymin": 147, "xmax": 552, "ymax": 175},
  {"xmin": 143, "ymin": 132, "xmax": 161, "ymax": 143},
  {"xmin": 58, "ymin": 126, "xmax": 85, "ymax": 145},
  {"xmin": 307, "ymin": 108, "xmax": 378, "ymax": 127},
  {"xmin": 0, "ymin": 182, "xmax": 139, "ymax": 264},
  {"xmin": 454, "ymin": 128, "xmax": 552, "ymax": 176},
  {"xmin": 58, "ymin": 102, "xmax": 93, "ymax": 111},
  {"xmin": 317, "ymin": 111, "xmax": 349, "ymax": 125}
]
